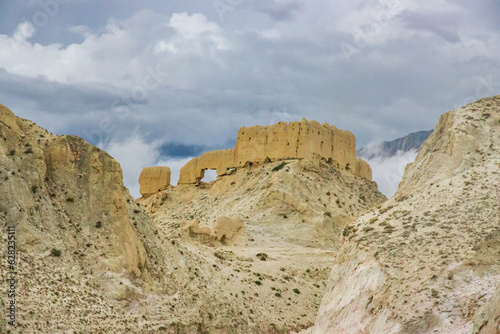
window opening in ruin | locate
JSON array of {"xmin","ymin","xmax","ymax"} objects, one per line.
[{"xmin": 200, "ymin": 169, "xmax": 217, "ymax": 183}]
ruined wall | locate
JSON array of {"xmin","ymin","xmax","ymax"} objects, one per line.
[
  {"xmin": 178, "ymin": 149, "xmax": 235, "ymax": 184},
  {"xmin": 171, "ymin": 119, "xmax": 371, "ymax": 186},
  {"xmin": 139, "ymin": 166, "xmax": 171, "ymax": 197},
  {"xmin": 233, "ymin": 120, "xmax": 302, "ymax": 164}
]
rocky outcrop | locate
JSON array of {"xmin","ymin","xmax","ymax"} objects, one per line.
[
  {"xmin": 313, "ymin": 96, "xmax": 500, "ymax": 333},
  {"xmin": 0, "ymin": 104, "xmax": 148, "ymax": 279},
  {"xmin": 177, "ymin": 118, "xmax": 372, "ymax": 185},
  {"xmin": 212, "ymin": 216, "xmax": 244, "ymax": 242},
  {"xmin": 180, "ymin": 216, "xmax": 245, "ymax": 244},
  {"xmin": 138, "ymin": 166, "xmax": 171, "ymax": 197},
  {"xmin": 0, "ymin": 103, "xmax": 169, "ymax": 331}
]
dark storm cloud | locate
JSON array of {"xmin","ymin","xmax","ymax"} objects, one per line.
[{"xmin": 159, "ymin": 142, "xmax": 205, "ymax": 158}]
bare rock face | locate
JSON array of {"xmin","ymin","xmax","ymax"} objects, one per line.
[
  {"xmin": 212, "ymin": 216, "xmax": 244, "ymax": 242},
  {"xmin": 176, "ymin": 118, "xmax": 372, "ymax": 185},
  {"xmin": 313, "ymin": 96, "xmax": 500, "ymax": 333},
  {"xmin": 180, "ymin": 216, "xmax": 245, "ymax": 244},
  {"xmin": 0, "ymin": 104, "xmax": 148, "ymax": 279},
  {"xmin": 138, "ymin": 166, "xmax": 171, "ymax": 197},
  {"xmin": 0, "ymin": 103, "xmax": 165, "ymax": 331}
]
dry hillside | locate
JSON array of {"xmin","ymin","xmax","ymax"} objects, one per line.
[
  {"xmin": 313, "ymin": 96, "xmax": 500, "ymax": 334},
  {"xmin": 0, "ymin": 103, "xmax": 224, "ymax": 333},
  {"xmin": 0, "ymin": 103, "xmax": 385, "ymax": 333},
  {"xmin": 138, "ymin": 156, "xmax": 386, "ymax": 333}
]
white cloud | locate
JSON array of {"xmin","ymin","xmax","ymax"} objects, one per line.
[
  {"xmin": 102, "ymin": 135, "xmax": 161, "ymax": 198},
  {"xmin": 169, "ymin": 12, "xmax": 221, "ymax": 36},
  {"xmin": 156, "ymin": 156, "xmax": 194, "ymax": 188},
  {"xmin": 0, "ymin": 10, "xmax": 227, "ymax": 87},
  {"xmin": 365, "ymin": 150, "xmax": 418, "ymax": 197},
  {"xmin": 102, "ymin": 134, "xmax": 201, "ymax": 198},
  {"xmin": 12, "ymin": 21, "xmax": 35, "ymax": 42}
]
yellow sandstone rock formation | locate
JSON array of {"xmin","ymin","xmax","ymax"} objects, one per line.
[
  {"xmin": 180, "ymin": 216, "xmax": 245, "ymax": 244},
  {"xmin": 175, "ymin": 118, "xmax": 371, "ymax": 186},
  {"xmin": 138, "ymin": 166, "xmax": 171, "ymax": 197}
]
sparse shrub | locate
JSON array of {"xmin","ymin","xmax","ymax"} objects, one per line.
[
  {"xmin": 380, "ymin": 205, "xmax": 393, "ymax": 214},
  {"xmin": 293, "ymin": 288, "xmax": 300, "ymax": 294},
  {"xmin": 275, "ymin": 293, "xmax": 282, "ymax": 297},
  {"xmin": 324, "ymin": 212, "xmax": 332, "ymax": 218},
  {"xmin": 133, "ymin": 209, "xmax": 140, "ymax": 213},
  {"xmin": 95, "ymin": 221, "xmax": 102, "ymax": 228},
  {"xmin": 272, "ymin": 162, "xmax": 288, "ymax": 172},
  {"xmin": 31, "ymin": 185, "xmax": 38, "ymax": 193},
  {"xmin": 51, "ymin": 248, "xmax": 62, "ymax": 257},
  {"xmin": 215, "ymin": 251, "xmax": 225, "ymax": 260},
  {"xmin": 363, "ymin": 226, "xmax": 374, "ymax": 232},
  {"xmin": 8, "ymin": 149, "xmax": 15, "ymax": 156},
  {"xmin": 24, "ymin": 147, "xmax": 33, "ymax": 154},
  {"xmin": 254, "ymin": 280, "xmax": 262, "ymax": 286},
  {"xmin": 342, "ymin": 225, "xmax": 357, "ymax": 237},
  {"xmin": 256, "ymin": 253, "xmax": 268, "ymax": 261},
  {"xmin": 66, "ymin": 197, "xmax": 74, "ymax": 203}
]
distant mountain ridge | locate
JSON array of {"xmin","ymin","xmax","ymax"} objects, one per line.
[{"xmin": 357, "ymin": 130, "xmax": 433, "ymax": 158}]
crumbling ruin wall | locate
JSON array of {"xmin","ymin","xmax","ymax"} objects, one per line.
[
  {"xmin": 139, "ymin": 166, "xmax": 171, "ymax": 197},
  {"xmin": 177, "ymin": 149, "xmax": 236, "ymax": 184},
  {"xmin": 151, "ymin": 119, "xmax": 371, "ymax": 189}
]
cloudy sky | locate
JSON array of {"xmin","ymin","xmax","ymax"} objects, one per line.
[{"xmin": 1, "ymin": 0, "xmax": 499, "ymax": 197}]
